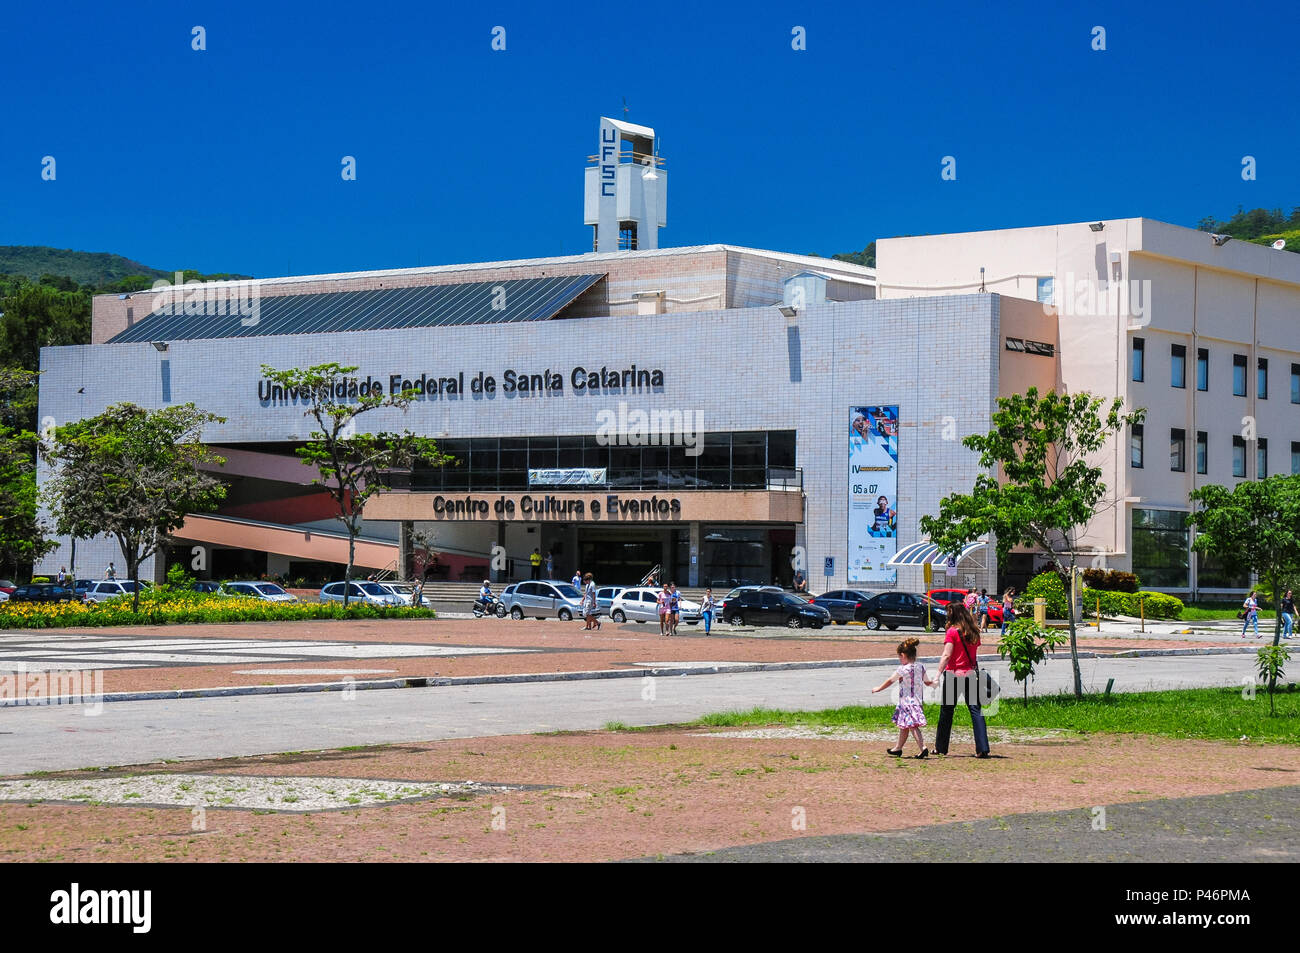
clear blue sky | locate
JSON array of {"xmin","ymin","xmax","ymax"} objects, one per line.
[{"xmin": 2, "ymin": 0, "xmax": 1296, "ymax": 278}]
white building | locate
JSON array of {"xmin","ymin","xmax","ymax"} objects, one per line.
[{"xmin": 877, "ymin": 218, "xmax": 1300, "ymax": 597}]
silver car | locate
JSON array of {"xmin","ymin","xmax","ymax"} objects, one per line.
[
  {"xmin": 319, "ymin": 581, "xmax": 403, "ymax": 606},
  {"xmin": 225, "ymin": 581, "xmax": 299, "ymax": 603},
  {"xmin": 500, "ymin": 580, "xmax": 585, "ymax": 620}
]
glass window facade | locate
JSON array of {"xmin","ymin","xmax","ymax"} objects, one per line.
[
  {"xmin": 1170, "ymin": 428, "xmax": 1185, "ymax": 472},
  {"xmin": 1233, "ymin": 354, "xmax": 1247, "ymax": 396},
  {"xmin": 1197, "ymin": 552, "xmax": 1250, "ymax": 590},
  {"xmin": 1258, "ymin": 438, "xmax": 1268, "ymax": 478},
  {"xmin": 1196, "ymin": 431, "xmax": 1207, "ymax": 475},
  {"xmin": 407, "ymin": 431, "xmax": 798, "ymax": 491},
  {"xmin": 1258, "ymin": 358, "xmax": 1269, "ymax": 400},
  {"xmin": 1232, "ymin": 436, "xmax": 1246, "ymax": 477},
  {"xmin": 1292, "ymin": 363, "xmax": 1300, "ymax": 404},
  {"xmin": 1197, "ymin": 348, "xmax": 1209, "ymax": 391},
  {"xmin": 1132, "ymin": 509, "xmax": 1188, "ymax": 588},
  {"xmin": 1131, "ymin": 337, "xmax": 1145, "ymax": 382},
  {"xmin": 1292, "ymin": 441, "xmax": 1300, "ymax": 476},
  {"xmin": 1130, "ymin": 423, "xmax": 1144, "ymax": 468}
]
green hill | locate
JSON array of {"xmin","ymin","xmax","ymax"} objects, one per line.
[{"xmin": 0, "ymin": 246, "xmax": 173, "ymax": 286}]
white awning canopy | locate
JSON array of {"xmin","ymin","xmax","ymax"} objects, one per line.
[{"xmin": 888, "ymin": 538, "xmax": 989, "ymax": 567}]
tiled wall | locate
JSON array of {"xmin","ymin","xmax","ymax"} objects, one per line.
[{"xmin": 43, "ymin": 293, "xmax": 998, "ymax": 590}]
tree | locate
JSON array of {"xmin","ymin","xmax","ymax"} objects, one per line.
[
  {"xmin": 920, "ymin": 388, "xmax": 1144, "ymax": 698},
  {"xmin": 44, "ymin": 402, "xmax": 227, "ymax": 610},
  {"xmin": 1189, "ymin": 474, "xmax": 1300, "ymax": 690},
  {"xmin": 1256, "ymin": 644, "xmax": 1290, "ymax": 716},
  {"xmin": 997, "ymin": 617, "xmax": 1068, "ymax": 707},
  {"xmin": 0, "ymin": 424, "xmax": 54, "ymax": 578},
  {"xmin": 260, "ymin": 363, "xmax": 450, "ymax": 606},
  {"xmin": 0, "ymin": 281, "xmax": 90, "ymax": 374}
]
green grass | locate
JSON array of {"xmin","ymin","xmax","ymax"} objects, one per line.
[
  {"xmin": 1185, "ymin": 603, "xmax": 1274, "ymax": 624},
  {"xmin": 693, "ymin": 685, "xmax": 1300, "ymax": 745}
]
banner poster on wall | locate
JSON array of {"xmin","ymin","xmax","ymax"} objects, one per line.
[{"xmin": 848, "ymin": 405, "xmax": 899, "ymax": 584}]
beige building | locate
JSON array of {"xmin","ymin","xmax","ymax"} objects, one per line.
[{"xmin": 877, "ymin": 218, "xmax": 1300, "ymax": 596}]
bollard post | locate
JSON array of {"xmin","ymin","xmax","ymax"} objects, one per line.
[{"xmin": 1095, "ymin": 595, "xmax": 1101, "ymax": 629}]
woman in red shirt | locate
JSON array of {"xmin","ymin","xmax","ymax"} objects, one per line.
[{"xmin": 933, "ymin": 602, "xmax": 991, "ymax": 758}]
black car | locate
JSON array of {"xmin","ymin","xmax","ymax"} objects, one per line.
[
  {"xmin": 724, "ymin": 589, "xmax": 832, "ymax": 629},
  {"xmin": 857, "ymin": 592, "xmax": 947, "ymax": 631},
  {"xmin": 8, "ymin": 583, "xmax": 81, "ymax": 603},
  {"xmin": 810, "ymin": 589, "xmax": 877, "ymax": 624}
]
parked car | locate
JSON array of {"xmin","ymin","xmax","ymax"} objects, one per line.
[
  {"xmin": 723, "ymin": 589, "xmax": 831, "ymax": 629},
  {"xmin": 856, "ymin": 592, "xmax": 948, "ymax": 631},
  {"xmin": 925, "ymin": 587, "xmax": 1003, "ymax": 624},
  {"xmin": 809, "ymin": 589, "xmax": 878, "ymax": 624},
  {"xmin": 319, "ymin": 581, "xmax": 403, "ymax": 606},
  {"xmin": 499, "ymin": 580, "xmax": 586, "ymax": 620},
  {"xmin": 8, "ymin": 583, "xmax": 81, "ymax": 603},
  {"xmin": 375, "ymin": 582, "xmax": 416, "ymax": 606},
  {"xmin": 193, "ymin": 580, "xmax": 226, "ymax": 594},
  {"xmin": 608, "ymin": 587, "xmax": 702, "ymax": 625},
  {"xmin": 83, "ymin": 580, "xmax": 148, "ymax": 603},
  {"xmin": 594, "ymin": 586, "xmax": 626, "ymax": 614},
  {"xmin": 225, "ymin": 581, "xmax": 299, "ymax": 603},
  {"xmin": 0, "ymin": 579, "xmax": 16, "ymax": 595},
  {"xmin": 716, "ymin": 585, "xmax": 783, "ymax": 616}
]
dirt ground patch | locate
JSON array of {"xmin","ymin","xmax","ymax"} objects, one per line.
[{"xmin": 2, "ymin": 727, "xmax": 1295, "ymax": 862}]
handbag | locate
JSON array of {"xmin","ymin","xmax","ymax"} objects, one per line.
[{"xmin": 955, "ymin": 629, "xmax": 1000, "ymax": 705}]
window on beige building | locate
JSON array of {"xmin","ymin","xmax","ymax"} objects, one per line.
[
  {"xmin": 1171, "ymin": 344, "xmax": 1186, "ymax": 389},
  {"xmin": 1170, "ymin": 428, "xmax": 1185, "ymax": 472}
]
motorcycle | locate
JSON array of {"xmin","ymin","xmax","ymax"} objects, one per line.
[{"xmin": 472, "ymin": 594, "xmax": 506, "ymax": 619}]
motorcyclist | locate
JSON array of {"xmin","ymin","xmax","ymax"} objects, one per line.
[{"xmin": 475, "ymin": 580, "xmax": 495, "ymax": 614}]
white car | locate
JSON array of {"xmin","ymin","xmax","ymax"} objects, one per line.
[
  {"xmin": 319, "ymin": 581, "xmax": 403, "ymax": 606},
  {"xmin": 224, "ymin": 581, "xmax": 299, "ymax": 603},
  {"xmin": 377, "ymin": 582, "xmax": 417, "ymax": 606},
  {"xmin": 608, "ymin": 587, "xmax": 702, "ymax": 625},
  {"xmin": 83, "ymin": 580, "xmax": 148, "ymax": 603}
]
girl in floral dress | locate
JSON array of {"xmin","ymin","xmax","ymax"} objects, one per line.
[{"xmin": 872, "ymin": 637, "xmax": 937, "ymax": 758}]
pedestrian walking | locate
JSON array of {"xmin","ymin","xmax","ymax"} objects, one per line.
[
  {"xmin": 999, "ymin": 587, "xmax": 1016, "ymax": 635},
  {"xmin": 1281, "ymin": 590, "xmax": 1295, "ymax": 640},
  {"xmin": 56, "ymin": 566, "xmax": 68, "ymax": 586},
  {"xmin": 582, "ymin": 572, "xmax": 600, "ymax": 630},
  {"xmin": 529, "ymin": 548, "xmax": 541, "ymax": 580},
  {"xmin": 872, "ymin": 637, "xmax": 938, "ymax": 758},
  {"xmin": 1241, "ymin": 590, "xmax": 1261, "ymax": 638},
  {"xmin": 668, "ymin": 583, "xmax": 681, "ymax": 636},
  {"xmin": 105, "ymin": 561, "xmax": 116, "ymax": 580},
  {"xmin": 571, "ymin": 569, "xmax": 581, "ymax": 590},
  {"xmin": 545, "ymin": 551, "xmax": 554, "ymax": 580},
  {"xmin": 411, "ymin": 577, "xmax": 424, "ymax": 608},
  {"xmin": 977, "ymin": 588, "xmax": 990, "ymax": 631},
  {"xmin": 657, "ymin": 586, "xmax": 670, "ymax": 636},
  {"xmin": 933, "ymin": 602, "xmax": 992, "ymax": 758},
  {"xmin": 701, "ymin": 588, "xmax": 716, "ymax": 635}
]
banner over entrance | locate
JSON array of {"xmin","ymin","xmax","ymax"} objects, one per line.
[{"xmin": 848, "ymin": 405, "xmax": 899, "ymax": 584}]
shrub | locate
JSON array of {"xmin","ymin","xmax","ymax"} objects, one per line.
[
  {"xmin": 1023, "ymin": 571, "xmax": 1069, "ymax": 618},
  {"xmin": 1083, "ymin": 587, "xmax": 1184, "ymax": 621},
  {"xmin": 1080, "ymin": 568, "xmax": 1140, "ymax": 592},
  {"xmin": 0, "ymin": 591, "xmax": 436, "ymax": 629}
]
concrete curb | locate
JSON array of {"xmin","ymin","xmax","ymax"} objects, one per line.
[{"xmin": 9, "ymin": 644, "xmax": 1263, "ymax": 707}]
